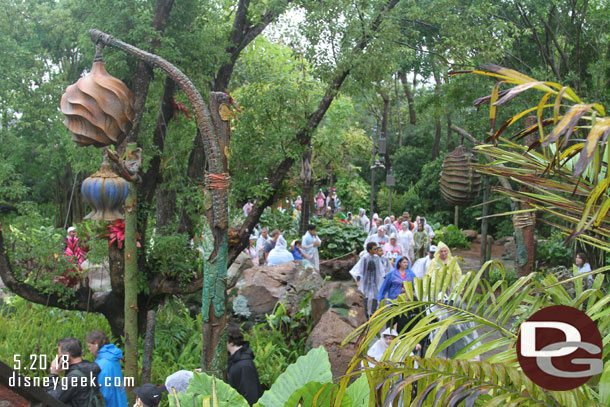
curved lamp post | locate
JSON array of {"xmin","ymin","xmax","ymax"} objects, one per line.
[{"xmin": 61, "ymin": 29, "xmax": 231, "ymax": 387}]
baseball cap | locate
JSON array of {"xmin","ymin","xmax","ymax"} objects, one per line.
[
  {"xmin": 133, "ymin": 383, "xmax": 164, "ymax": 406},
  {"xmin": 429, "ymin": 245, "xmax": 437, "ymax": 253}
]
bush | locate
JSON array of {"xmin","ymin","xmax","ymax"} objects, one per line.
[
  {"xmin": 536, "ymin": 231, "xmax": 572, "ymax": 268},
  {"xmin": 312, "ymin": 218, "xmax": 368, "ymax": 259},
  {"xmin": 433, "ymin": 225, "xmax": 470, "ymax": 249},
  {"xmin": 335, "ymin": 176, "xmax": 370, "ymax": 212},
  {"xmin": 488, "ymin": 267, "xmax": 517, "ymax": 286}
]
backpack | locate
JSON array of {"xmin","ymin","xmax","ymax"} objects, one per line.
[{"xmin": 71, "ymin": 369, "xmax": 106, "ymax": 407}]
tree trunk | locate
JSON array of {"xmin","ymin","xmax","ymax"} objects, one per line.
[
  {"xmin": 515, "ymin": 116, "xmax": 537, "ymax": 277},
  {"xmin": 381, "ymin": 92, "xmax": 391, "ymax": 171},
  {"xmin": 398, "ymin": 71, "xmax": 416, "ymax": 125},
  {"xmin": 394, "ymin": 74, "xmax": 403, "ymax": 147},
  {"xmin": 155, "ymin": 186, "xmax": 176, "ymax": 230},
  {"xmin": 141, "ymin": 310, "xmax": 156, "ymax": 384},
  {"xmin": 432, "ymin": 117, "xmax": 441, "ymax": 160},
  {"xmin": 299, "ymin": 147, "xmax": 313, "ymax": 237}
]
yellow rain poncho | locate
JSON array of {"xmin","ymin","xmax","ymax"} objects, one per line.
[{"xmin": 426, "ymin": 241, "xmax": 462, "ymax": 284}]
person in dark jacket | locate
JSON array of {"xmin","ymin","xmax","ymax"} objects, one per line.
[
  {"xmin": 47, "ymin": 337, "xmax": 102, "ymax": 407},
  {"xmin": 227, "ymin": 324, "xmax": 262, "ymax": 406},
  {"xmin": 86, "ymin": 330, "xmax": 128, "ymax": 407}
]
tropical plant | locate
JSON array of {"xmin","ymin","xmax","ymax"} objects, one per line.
[
  {"xmin": 312, "ymin": 217, "xmax": 368, "ymax": 259},
  {"xmin": 433, "ymin": 224, "xmax": 471, "ymax": 249},
  {"xmin": 536, "ymin": 231, "xmax": 573, "ymax": 268},
  {"xmin": 337, "ymin": 260, "xmax": 609, "ymax": 406},
  {"xmin": 458, "ymin": 65, "xmax": 610, "ymax": 257}
]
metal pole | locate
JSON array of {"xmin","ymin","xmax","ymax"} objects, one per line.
[
  {"xmin": 369, "ymin": 126, "xmax": 378, "ymax": 216},
  {"xmin": 388, "ymin": 186, "xmax": 392, "ymax": 216}
]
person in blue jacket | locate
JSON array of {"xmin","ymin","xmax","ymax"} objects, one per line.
[
  {"xmin": 85, "ymin": 330, "xmax": 128, "ymax": 407},
  {"xmin": 377, "ymin": 256, "xmax": 423, "ymax": 352}
]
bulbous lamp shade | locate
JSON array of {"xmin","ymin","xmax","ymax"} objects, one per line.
[
  {"xmin": 81, "ymin": 163, "xmax": 129, "ymax": 220},
  {"xmin": 440, "ymin": 145, "xmax": 482, "ymax": 207},
  {"xmin": 60, "ymin": 51, "xmax": 135, "ymax": 147}
]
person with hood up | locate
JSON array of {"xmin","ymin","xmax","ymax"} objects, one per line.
[
  {"xmin": 367, "ymin": 327, "xmax": 398, "ymax": 362},
  {"xmin": 355, "ymin": 208, "xmax": 370, "ymax": 233},
  {"xmin": 378, "ymin": 256, "xmax": 424, "ymax": 348},
  {"xmin": 85, "ymin": 330, "xmax": 128, "ymax": 407},
  {"xmin": 227, "ymin": 324, "xmax": 262, "ymax": 406},
  {"xmin": 315, "ymin": 189, "xmax": 326, "ymax": 216},
  {"xmin": 350, "ymin": 242, "xmax": 387, "ymax": 318},
  {"xmin": 397, "ymin": 222, "xmax": 414, "ymax": 262},
  {"xmin": 267, "ymin": 234, "xmax": 294, "ymax": 266},
  {"xmin": 413, "ymin": 222, "xmax": 429, "ymax": 260},
  {"xmin": 420, "ymin": 217, "xmax": 435, "ymax": 244},
  {"xmin": 382, "ymin": 233, "xmax": 403, "ymax": 267},
  {"xmin": 301, "ymin": 224, "xmax": 322, "ymax": 269},
  {"xmin": 426, "ymin": 242, "xmax": 462, "ymax": 283},
  {"xmin": 369, "ymin": 213, "xmax": 380, "ymax": 235},
  {"xmin": 383, "ymin": 217, "xmax": 398, "ymax": 236},
  {"xmin": 364, "ymin": 226, "xmax": 388, "ymax": 250},
  {"xmin": 47, "ymin": 337, "xmax": 103, "ymax": 407}
]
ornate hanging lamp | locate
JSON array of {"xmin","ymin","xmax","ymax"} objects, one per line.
[
  {"xmin": 60, "ymin": 44, "xmax": 135, "ymax": 147},
  {"xmin": 81, "ymin": 157, "xmax": 130, "ymax": 221},
  {"xmin": 439, "ymin": 145, "xmax": 482, "ymax": 206}
]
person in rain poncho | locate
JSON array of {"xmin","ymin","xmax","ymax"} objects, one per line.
[
  {"xmin": 364, "ymin": 226, "xmax": 389, "ymax": 250},
  {"xmin": 369, "ymin": 213, "xmax": 380, "ymax": 235},
  {"xmin": 315, "ymin": 189, "xmax": 326, "ymax": 216},
  {"xmin": 367, "ymin": 328, "xmax": 398, "ymax": 362},
  {"xmin": 412, "ymin": 245, "xmax": 436, "ymax": 279},
  {"xmin": 377, "ymin": 256, "xmax": 424, "ymax": 347},
  {"xmin": 255, "ymin": 228, "xmax": 270, "ymax": 266},
  {"xmin": 413, "ymin": 222, "xmax": 429, "ymax": 260},
  {"xmin": 301, "ymin": 224, "xmax": 322, "ymax": 269},
  {"xmin": 383, "ymin": 233, "xmax": 403, "ymax": 267},
  {"xmin": 383, "ymin": 217, "xmax": 398, "ymax": 236},
  {"xmin": 355, "ymin": 208, "xmax": 370, "ymax": 233},
  {"xmin": 397, "ymin": 222, "xmax": 414, "ymax": 263},
  {"xmin": 350, "ymin": 242, "xmax": 387, "ymax": 318},
  {"xmin": 427, "ymin": 298, "xmax": 480, "ymax": 360},
  {"xmin": 267, "ymin": 235, "xmax": 294, "ymax": 266},
  {"xmin": 420, "ymin": 217, "xmax": 435, "ymax": 245},
  {"xmin": 426, "ymin": 241, "xmax": 462, "ymax": 282}
]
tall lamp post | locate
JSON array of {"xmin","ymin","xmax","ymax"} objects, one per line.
[{"xmin": 387, "ymin": 167, "xmax": 395, "ymax": 215}]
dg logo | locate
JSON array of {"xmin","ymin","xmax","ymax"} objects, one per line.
[{"xmin": 517, "ymin": 305, "xmax": 603, "ymax": 391}]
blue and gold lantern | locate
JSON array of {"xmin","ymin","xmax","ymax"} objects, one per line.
[{"xmin": 81, "ymin": 162, "xmax": 129, "ymax": 220}]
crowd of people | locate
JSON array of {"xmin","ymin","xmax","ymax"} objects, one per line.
[{"xmin": 46, "ymin": 324, "xmax": 262, "ymax": 407}]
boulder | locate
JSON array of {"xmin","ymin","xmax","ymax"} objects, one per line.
[
  {"xmin": 319, "ymin": 253, "xmax": 360, "ymax": 280},
  {"xmin": 227, "ymin": 252, "xmax": 254, "ymax": 288},
  {"xmin": 306, "ymin": 308, "xmax": 360, "ymax": 378},
  {"xmin": 502, "ymin": 240, "xmax": 516, "ymax": 260},
  {"xmin": 311, "ymin": 281, "xmax": 366, "ymax": 328},
  {"xmin": 233, "ymin": 261, "xmax": 324, "ymax": 322},
  {"xmin": 462, "ymin": 229, "xmax": 478, "ymax": 241},
  {"xmin": 495, "ymin": 236, "xmax": 514, "ymax": 246}
]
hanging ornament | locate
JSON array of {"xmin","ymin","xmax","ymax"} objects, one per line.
[
  {"xmin": 439, "ymin": 145, "xmax": 482, "ymax": 206},
  {"xmin": 60, "ymin": 44, "xmax": 135, "ymax": 147},
  {"xmin": 81, "ymin": 161, "xmax": 130, "ymax": 221}
]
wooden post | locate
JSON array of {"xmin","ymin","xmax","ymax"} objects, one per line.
[
  {"xmin": 480, "ymin": 175, "xmax": 490, "ymax": 267},
  {"xmin": 454, "ymin": 206, "xmax": 459, "ymax": 228},
  {"xmin": 141, "ymin": 310, "xmax": 156, "ymax": 384},
  {"xmin": 123, "ymin": 143, "xmax": 139, "ymax": 400}
]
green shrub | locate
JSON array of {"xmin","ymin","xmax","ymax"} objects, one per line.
[
  {"xmin": 488, "ymin": 267, "xmax": 517, "ymax": 286},
  {"xmin": 312, "ymin": 217, "xmax": 367, "ymax": 259},
  {"xmin": 433, "ymin": 225, "xmax": 470, "ymax": 249},
  {"xmin": 536, "ymin": 232, "xmax": 572, "ymax": 268}
]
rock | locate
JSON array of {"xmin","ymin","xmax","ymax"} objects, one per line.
[
  {"xmin": 502, "ymin": 240, "xmax": 516, "ymax": 260},
  {"xmin": 462, "ymin": 229, "xmax": 478, "ymax": 241},
  {"xmin": 306, "ymin": 308, "xmax": 360, "ymax": 378},
  {"xmin": 311, "ymin": 281, "xmax": 365, "ymax": 328},
  {"xmin": 233, "ymin": 261, "xmax": 324, "ymax": 322},
  {"xmin": 549, "ymin": 266, "xmax": 575, "ymax": 296},
  {"xmin": 495, "ymin": 236, "xmax": 514, "ymax": 246},
  {"xmin": 319, "ymin": 253, "xmax": 360, "ymax": 280},
  {"xmin": 227, "ymin": 252, "xmax": 253, "ymax": 288}
]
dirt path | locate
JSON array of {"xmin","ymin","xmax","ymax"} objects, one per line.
[{"xmin": 453, "ymin": 241, "xmax": 514, "ymax": 273}]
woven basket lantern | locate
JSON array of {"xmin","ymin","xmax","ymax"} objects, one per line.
[
  {"xmin": 60, "ymin": 46, "xmax": 135, "ymax": 147},
  {"xmin": 439, "ymin": 145, "xmax": 481, "ymax": 206}
]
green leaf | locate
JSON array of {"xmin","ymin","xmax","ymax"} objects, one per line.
[
  {"xmin": 345, "ymin": 375, "xmax": 370, "ymax": 407},
  {"xmin": 169, "ymin": 372, "xmax": 249, "ymax": 407},
  {"xmin": 256, "ymin": 347, "xmax": 332, "ymax": 407}
]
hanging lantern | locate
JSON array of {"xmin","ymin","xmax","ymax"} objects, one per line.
[
  {"xmin": 439, "ymin": 145, "xmax": 481, "ymax": 206},
  {"xmin": 60, "ymin": 45, "xmax": 135, "ymax": 147},
  {"xmin": 81, "ymin": 162, "xmax": 129, "ymax": 220}
]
